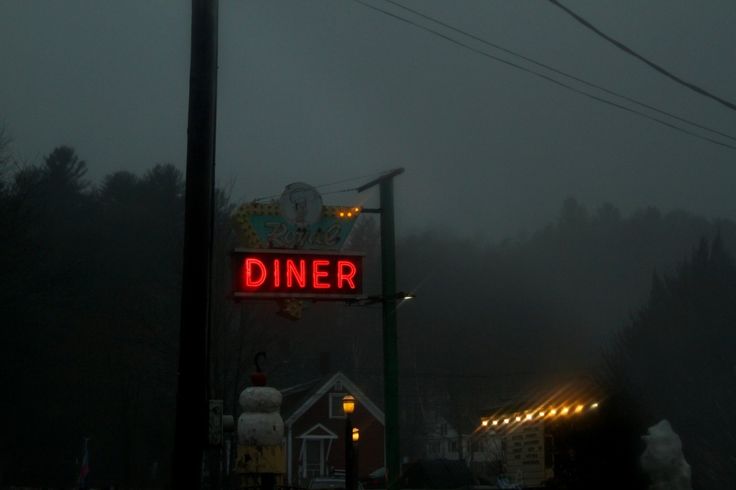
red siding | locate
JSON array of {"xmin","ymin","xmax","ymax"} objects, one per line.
[{"xmin": 290, "ymin": 390, "xmax": 384, "ymax": 483}]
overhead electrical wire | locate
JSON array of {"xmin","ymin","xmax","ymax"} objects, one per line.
[
  {"xmin": 354, "ymin": 367, "xmax": 586, "ymax": 380},
  {"xmin": 314, "ymin": 169, "xmax": 392, "ymax": 191},
  {"xmin": 547, "ymin": 0, "xmax": 736, "ymax": 113},
  {"xmin": 352, "ymin": 0, "xmax": 736, "ymax": 151},
  {"xmin": 250, "ymin": 169, "xmax": 390, "ymax": 202},
  {"xmin": 383, "ymin": 0, "xmax": 736, "ymax": 144}
]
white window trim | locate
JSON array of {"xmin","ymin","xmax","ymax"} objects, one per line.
[
  {"xmin": 300, "ymin": 437, "xmax": 334, "ymax": 479},
  {"xmin": 328, "ymin": 392, "xmax": 347, "ymax": 419},
  {"xmin": 297, "ymin": 423, "xmax": 338, "ymax": 440}
]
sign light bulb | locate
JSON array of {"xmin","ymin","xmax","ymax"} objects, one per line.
[
  {"xmin": 481, "ymin": 420, "xmax": 489, "ymax": 427},
  {"xmin": 492, "ymin": 420, "xmax": 498, "ymax": 426}
]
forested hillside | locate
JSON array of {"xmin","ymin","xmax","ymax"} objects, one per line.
[{"xmin": 2, "ymin": 143, "xmax": 733, "ymax": 486}]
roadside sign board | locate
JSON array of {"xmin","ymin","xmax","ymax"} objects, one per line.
[
  {"xmin": 504, "ymin": 424, "xmax": 547, "ymax": 487},
  {"xmin": 232, "ymin": 248, "xmax": 365, "ymax": 300},
  {"xmin": 233, "ymin": 190, "xmax": 361, "ymax": 251},
  {"xmin": 246, "ymin": 213, "xmax": 356, "ymax": 250}
]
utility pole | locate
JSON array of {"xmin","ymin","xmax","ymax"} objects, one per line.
[
  {"xmin": 173, "ymin": 0, "xmax": 218, "ymax": 487},
  {"xmin": 357, "ymin": 168, "xmax": 404, "ymax": 490}
]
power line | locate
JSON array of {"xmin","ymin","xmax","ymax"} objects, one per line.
[
  {"xmin": 547, "ymin": 0, "xmax": 736, "ymax": 113},
  {"xmin": 354, "ymin": 368, "xmax": 586, "ymax": 381},
  {"xmin": 251, "ymin": 169, "xmax": 390, "ymax": 202},
  {"xmin": 383, "ymin": 0, "xmax": 736, "ymax": 143},
  {"xmin": 315, "ymin": 169, "xmax": 391, "ymax": 191},
  {"xmin": 353, "ymin": 0, "xmax": 736, "ymax": 151}
]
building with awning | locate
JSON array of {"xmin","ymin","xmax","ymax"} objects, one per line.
[{"xmin": 473, "ymin": 380, "xmax": 604, "ymax": 488}]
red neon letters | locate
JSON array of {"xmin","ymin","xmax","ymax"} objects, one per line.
[
  {"xmin": 286, "ymin": 259, "xmax": 306, "ymax": 288},
  {"xmin": 245, "ymin": 258, "xmax": 267, "ymax": 287},
  {"xmin": 312, "ymin": 260, "xmax": 330, "ymax": 289},
  {"xmin": 235, "ymin": 250, "xmax": 363, "ymax": 299},
  {"xmin": 337, "ymin": 260, "xmax": 357, "ymax": 289}
]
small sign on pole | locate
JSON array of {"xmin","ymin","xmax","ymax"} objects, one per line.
[{"xmin": 209, "ymin": 399, "xmax": 224, "ymax": 446}]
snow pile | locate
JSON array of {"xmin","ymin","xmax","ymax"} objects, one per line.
[{"xmin": 640, "ymin": 420, "xmax": 692, "ymax": 490}]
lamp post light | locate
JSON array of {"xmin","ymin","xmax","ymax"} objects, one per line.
[
  {"xmin": 352, "ymin": 427, "xmax": 360, "ymax": 490},
  {"xmin": 343, "ymin": 395, "xmax": 357, "ymax": 490}
]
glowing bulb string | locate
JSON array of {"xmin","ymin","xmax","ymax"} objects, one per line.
[{"xmin": 480, "ymin": 401, "xmax": 601, "ymax": 429}]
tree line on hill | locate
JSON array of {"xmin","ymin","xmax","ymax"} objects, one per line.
[{"xmin": 1, "ymin": 140, "xmax": 734, "ymax": 487}]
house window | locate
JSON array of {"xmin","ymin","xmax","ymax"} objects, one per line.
[
  {"xmin": 329, "ymin": 393, "xmax": 347, "ymax": 419},
  {"xmin": 428, "ymin": 442, "xmax": 440, "ymax": 455},
  {"xmin": 439, "ymin": 423, "xmax": 447, "ymax": 436},
  {"xmin": 450, "ymin": 440, "xmax": 458, "ymax": 453}
]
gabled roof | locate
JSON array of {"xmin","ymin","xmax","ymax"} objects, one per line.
[{"xmin": 283, "ymin": 371, "xmax": 385, "ymax": 426}]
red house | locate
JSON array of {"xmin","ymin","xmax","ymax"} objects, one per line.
[{"xmin": 282, "ymin": 372, "xmax": 385, "ymax": 486}]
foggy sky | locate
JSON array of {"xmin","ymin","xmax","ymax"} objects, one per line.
[{"xmin": 2, "ymin": 0, "xmax": 735, "ymax": 240}]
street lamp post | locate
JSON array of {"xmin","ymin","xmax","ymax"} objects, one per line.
[
  {"xmin": 343, "ymin": 395, "xmax": 356, "ymax": 490},
  {"xmin": 352, "ymin": 427, "xmax": 360, "ymax": 490}
]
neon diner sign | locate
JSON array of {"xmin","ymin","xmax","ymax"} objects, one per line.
[{"xmin": 232, "ymin": 249, "xmax": 364, "ymax": 299}]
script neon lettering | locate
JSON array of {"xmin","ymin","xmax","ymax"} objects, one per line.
[
  {"xmin": 312, "ymin": 260, "xmax": 331, "ymax": 289},
  {"xmin": 245, "ymin": 258, "xmax": 267, "ymax": 288},
  {"xmin": 336, "ymin": 260, "xmax": 357, "ymax": 289},
  {"xmin": 286, "ymin": 259, "xmax": 306, "ymax": 288}
]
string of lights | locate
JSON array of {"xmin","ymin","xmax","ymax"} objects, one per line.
[{"xmin": 480, "ymin": 401, "xmax": 600, "ymax": 429}]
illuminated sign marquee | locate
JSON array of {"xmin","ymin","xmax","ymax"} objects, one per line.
[{"xmin": 232, "ymin": 249, "xmax": 365, "ymax": 300}]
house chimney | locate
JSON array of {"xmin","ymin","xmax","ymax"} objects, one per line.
[{"xmin": 319, "ymin": 352, "xmax": 331, "ymax": 376}]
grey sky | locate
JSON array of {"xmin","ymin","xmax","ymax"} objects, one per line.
[{"xmin": 2, "ymin": 0, "xmax": 735, "ymax": 239}]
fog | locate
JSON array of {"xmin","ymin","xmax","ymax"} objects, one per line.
[
  {"xmin": 1, "ymin": 1, "xmax": 735, "ymax": 489},
  {"xmin": 2, "ymin": 1, "xmax": 735, "ymax": 238}
]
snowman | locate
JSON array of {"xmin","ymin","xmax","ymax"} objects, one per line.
[{"xmin": 237, "ymin": 353, "xmax": 284, "ymax": 447}]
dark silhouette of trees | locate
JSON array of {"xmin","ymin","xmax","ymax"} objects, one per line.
[
  {"xmin": 0, "ymin": 149, "xmax": 186, "ymax": 487},
  {"xmin": 601, "ymin": 235, "xmax": 736, "ymax": 490},
  {"xmin": 2, "ymin": 140, "xmax": 735, "ymax": 490},
  {"xmin": 393, "ymin": 199, "xmax": 736, "ymax": 473}
]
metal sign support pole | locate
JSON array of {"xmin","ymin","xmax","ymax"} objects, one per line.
[
  {"xmin": 357, "ymin": 168, "xmax": 404, "ymax": 490},
  {"xmin": 380, "ymin": 177, "xmax": 400, "ymax": 490}
]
